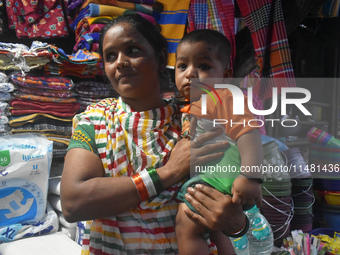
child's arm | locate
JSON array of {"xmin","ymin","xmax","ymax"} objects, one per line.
[{"xmin": 231, "ymin": 129, "xmax": 263, "ymax": 208}]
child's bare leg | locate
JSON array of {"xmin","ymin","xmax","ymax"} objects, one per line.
[
  {"xmin": 210, "ymin": 231, "xmax": 237, "ymax": 255},
  {"xmin": 175, "ymin": 202, "xmax": 209, "ymax": 255}
]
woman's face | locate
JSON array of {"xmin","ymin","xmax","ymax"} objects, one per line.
[{"xmin": 102, "ymin": 22, "xmax": 162, "ymax": 108}]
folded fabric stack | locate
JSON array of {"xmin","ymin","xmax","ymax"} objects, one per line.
[
  {"xmin": 8, "ymin": 73, "xmax": 79, "ymax": 159},
  {"xmin": 5, "ymin": 0, "xmax": 69, "ymax": 39},
  {"xmin": 68, "ymin": 0, "xmax": 159, "ymax": 54},
  {"xmin": 44, "ymin": 45, "xmax": 103, "ymax": 78},
  {"xmin": 0, "ymin": 41, "xmax": 52, "ymax": 72},
  {"xmin": 0, "ymin": 72, "xmax": 14, "ymax": 135},
  {"xmin": 75, "ymin": 80, "xmax": 119, "ymax": 111}
]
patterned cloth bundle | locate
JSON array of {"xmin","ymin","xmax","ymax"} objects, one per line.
[
  {"xmin": 236, "ymin": 0, "xmax": 296, "ymax": 100},
  {"xmin": 5, "ymin": 0, "xmax": 69, "ymax": 39},
  {"xmin": 74, "ymin": 80, "xmax": 119, "ymax": 111},
  {"xmin": 69, "ymin": 0, "xmax": 159, "ymax": 54},
  {"xmin": 45, "ymin": 45, "xmax": 103, "ymax": 78},
  {"xmin": 0, "ymin": 41, "xmax": 52, "ymax": 72},
  {"xmin": 188, "ymin": 0, "xmax": 236, "ymax": 68},
  {"xmin": 8, "ymin": 73, "xmax": 78, "ymax": 158}
]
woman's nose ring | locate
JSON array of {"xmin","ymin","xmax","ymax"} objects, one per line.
[{"xmin": 123, "ymin": 61, "xmax": 129, "ymax": 67}]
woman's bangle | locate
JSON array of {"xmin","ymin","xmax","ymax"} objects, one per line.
[
  {"xmin": 131, "ymin": 168, "xmax": 163, "ymax": 201},
  {"xmin": 222, "ymin": 215, "xmax": 249, "ymax": 238},
  {"xmin": 239, "ymin": 172, "xmax": 263, "ymax": 184},
  {"xmin": 147, "ymin": 167, "xmax": 163, "ymax": 194}
]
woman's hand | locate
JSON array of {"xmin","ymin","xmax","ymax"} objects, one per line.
[
  {"xmin": 160, "ymin": 117, "xmax": 229, "ymax": 188},
  {"xmin": 183, "ymin": 184, "xmax": 245, "ymax": 234}
]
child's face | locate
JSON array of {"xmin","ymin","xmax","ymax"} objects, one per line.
[{"xmin": 175, "ymin": 41, "xmax": 231, "ymax": 101}]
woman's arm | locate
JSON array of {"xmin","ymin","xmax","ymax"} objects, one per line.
[
  {"xmin": 61, "ymin": 148, "xmax": 141, "ymax": 222},
  {"xmin": 61, "ymin": 134, "xmax": 228, "ymax": 222}
]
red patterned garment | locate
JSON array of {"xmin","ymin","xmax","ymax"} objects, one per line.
[
  {"xmin": 236, "ymin": 0, "xmax": 296, "ymax": 100},
  {"xmin": 6, "ymin": 0, "xmax": 69, "ymax": 38}
]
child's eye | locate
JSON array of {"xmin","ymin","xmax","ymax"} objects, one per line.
[
  {"xmin": 177, "ymin": 63, "xmax": 187, "ymax": 71},
  {"xmin": 199, "ymin": 64, "xmax": 211, "ymax": 70}
]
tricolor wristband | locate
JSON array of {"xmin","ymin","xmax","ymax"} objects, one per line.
[
  {"xmin": 131, "ymin": 168, "xmax": 163, "ymax": 201},
  {"xmin": 147, "ymin": 167, "xmax": 163, "ymax": 194}
]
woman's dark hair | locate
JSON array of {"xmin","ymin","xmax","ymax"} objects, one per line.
[{"xmin": 99, "ymin": 14, "xmax": 168, "ymax": 66}]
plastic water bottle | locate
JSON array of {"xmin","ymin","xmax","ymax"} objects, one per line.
[
  {"xmin": 246, "ymin": 206, "xmax": 273, "ymax": 255},
  {"xmin": 230, "ymin": 235, "xmax": 249, "ymax": 255}
]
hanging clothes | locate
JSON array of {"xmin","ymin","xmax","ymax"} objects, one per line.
[
  {"xmin": 153, "ymin": 0, "xmax": 191, "ymax": 67},
  {"xmin": 188, "ymin": 0, "xmax": 236, "ymax": 68},
  {"xmin": 236, "ymin": 0, "xmax": 296, "ymax": 100}
]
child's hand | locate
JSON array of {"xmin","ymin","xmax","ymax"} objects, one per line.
[{"xmin": 231, "ymin": 175, "xmax": 262, "ymax": 209}]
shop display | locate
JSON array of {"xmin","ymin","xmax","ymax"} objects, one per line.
[{"xmin": 0, "ymin": 0, "xmax": 339, "ymax": 253}]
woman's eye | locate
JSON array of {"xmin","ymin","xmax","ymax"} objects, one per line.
[
  {"xmin": 129, "ymin": 47, "xmax": 140, "ymax": 54},
  {"xmin": 106, "ymin": 53, "xmax": 116, "ymax": 62}
]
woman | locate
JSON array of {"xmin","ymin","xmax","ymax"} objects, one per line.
[{"xmin": 61, "ymin": 14, "xmax": 247, "ymax": 255}]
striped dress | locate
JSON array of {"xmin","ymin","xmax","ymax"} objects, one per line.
[{"xmin": 68, "ymin": 97, "xmax": 189, "ymax": 254}]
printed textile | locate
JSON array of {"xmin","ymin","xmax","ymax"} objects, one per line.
[
  {"xmin": 8, "ymin": 113, "xmax": 72, "ymax": 127},
  {"xmin": 152, "ymin": 0, "xmax": 190, "ymax": 67},
  {"xmin": 16, "ymin": 86, "xmax": 77, "ymax": 98},
  {"xmin": 80, "ymin": 0, "xmax": 154, "ymax": 15},
  {"xmin": 188, "ymin": 0, "xmax": 236, "ymax": 68},
  {"xmin": 45, "ymin": 46, "xmax": 103, "ymax": 77},
  {"xmin": 6, "ymin": 0, "xmax": 69, "ymax": 38},
  {"xmin": 10, "ymin": 98, "xmax": 80, "ymax": 113},
  {"xmin": 67, "ymin": 97, "xmax": 217, "ymax": 254},
  {"xmin": 10, "ymin": 73, "xmax": 75, "ymax": 91},
  {"xmin": 236, "ymin": 0, "xmax": 296, "ymax": 100},
  {"xmin": 13, "ymin": 92, "xmax": 78, "ymax": 103}
]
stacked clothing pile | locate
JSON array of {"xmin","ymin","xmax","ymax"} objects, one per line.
[
  {"xmin": 44, "ymin": 45, "xmax": 103, "ymax": 78},
  {"xmin": 66, "ymin": 0, "xmax": 190, "ymax": 67},
  {"xmin": 0, "ymin": 41, "xmax": 52, "ymax": 72},
  {"xmin": 68, "ymin": 0, "xmax": 159, "ymax": 54},
  {"xmin": 75, "ymin": 80, "xmax": 118, "ymax": 111},
  {"xmin": 8, "ymin": 73, "xmax": 79, "ymax": 159},
  {"xmin": 0, "ymin": 72, "xmax": 14, "ymax": 135}
]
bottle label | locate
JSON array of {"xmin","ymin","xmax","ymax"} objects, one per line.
[
  {"xmin": 233, "ymin": 235, "xmax": 248, "ymax": 250},
  {"xmin": 252, "ymin": 216, "xmax": 270, "ymax": 241}
]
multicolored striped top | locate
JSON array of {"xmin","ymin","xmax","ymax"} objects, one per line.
[{"xmin": 68, "ymin": 97, "xmax": 189, "ymax": 254}]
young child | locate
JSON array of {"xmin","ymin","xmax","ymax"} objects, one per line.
[{"xmin": 174, "ymin": 29, "xmax": 264, "ymax": 255}]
